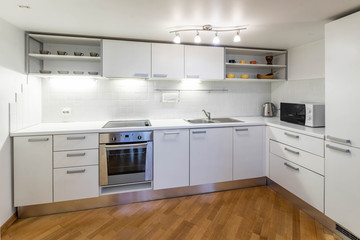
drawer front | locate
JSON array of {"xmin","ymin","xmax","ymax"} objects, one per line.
[
  {"xmin": 269, "ymin": 153, "xmax": 324, "ymax": 212},
  {"xmin": 270, "ymin": 140, "xmax": 324, "ymax": 175},
  {"xmin": 54, "ymin": 149, "xmax": 98, "ymax": 168},
  {"xmin": 54, "ymin": 133, "xmax": 99, "ymax": 151},
  {"xmin": 269, "ymin": 127, "xmax": 324, "ymax": 157},
  {"xmin": 54, "ymin": 165, "xmax": 99, "ymax": 202}
]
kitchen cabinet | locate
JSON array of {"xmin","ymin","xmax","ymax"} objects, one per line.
[
  {"xmin": 185, "ymin": 45, "xmax": 224, "ymax": 80},
  {"xmin": 325, "ymin": 11, "xmax": 360, "ymax": 149},
  {"xmin": 233, "ymin": 126, "xmax": 265, "ymax": 180},
  {"xmin": 190, "ymin": 128, "xmax": 232, "ymax": 185},
  {"xmin": 225, "ymin": 48, "xmax": 287, "ymax": 82},
  {"xmin": 325, "ymin": 12, "xmax": 360, "ymax": 237},
  {"xmin": 153, "ymin": 129, "xmax": 189, "ymax": 190},
  {"xmin": 325, "ymin": 141, "xmax": 360, "ymax": 237},
  {"xmin": 151, "ymin": 43, "xmax": 184, "ymax": 79},
  {"xmin": 102, "ymin": 40, "xmax": 151, "ymax": 78},
  {"xmin": 14, "ymin": 136, "xmax": 53, "ymax": 206}
]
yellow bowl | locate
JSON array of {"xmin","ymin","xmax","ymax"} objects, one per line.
[
  {"xmin": 240, "ymin": 74, "xmax": 249, "ymax": 79},
  {"xmin": 240, "ymin": 60, "xmax": 247, "ymax": 64},
  {"xmin": 226, "ymin": 74, "xmax": 235, "ymax": 78}
]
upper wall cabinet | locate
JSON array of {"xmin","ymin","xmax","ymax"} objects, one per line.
[
  {"xmin": 287, "ymin": 40, "xmax": 324, "ymax": 80},
  {"xmin": 152, "ymin": 43, "xmax": 184, "ymax": 79},
  {"xmin": 26, "ymin": 34, "xmax": 102, "ymax": 78},
  {"xmin": 102, "ymin": 40, "xmax": 151, "ymax": 78},
  {"xmin": 185, "ymin": 45, "xmax": 224, "ymax": 80},
  {"xmin": 225, "ymin": 48, "xmax": 287, "ymax": 82}
]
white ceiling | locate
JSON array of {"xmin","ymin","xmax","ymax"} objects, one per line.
[{"xmin": 1, "ymin": 0, "xmax": 359, "ymax": 49}]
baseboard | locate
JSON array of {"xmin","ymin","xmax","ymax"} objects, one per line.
[{"xmin": 0, "ymin": 213, "xmax": 17, "ymax": 237}]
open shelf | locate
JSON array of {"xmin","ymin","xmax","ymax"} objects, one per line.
[
  {"xmin": 223, "ymin": 78, "xmax": 286, "ymax": 83},
  {"xmin": 226, "ymin": 47, "xmax": 287, "ymax": 56},
  {"xmin": 225, "ymin": 63, "xmax": 286, "ymax": 68},
  {"xmin": 29, "ymin": 73, "xmax": 104, "ymax": 79},
  {"xmin": 28, "ymin": 34, "xmax": 101, "ymax": 46},
  {"xmin": 29, "ymin": 53, "xmax": 101, "ymax": 62}
]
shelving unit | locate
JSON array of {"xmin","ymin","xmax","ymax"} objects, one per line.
[
  {"xmin": 225, "ymin": 47, "xmax": 287, "ymax": 81},
  {"xmin": 26, "ymin": 34, "xmax": 102, "ymax": 77}
]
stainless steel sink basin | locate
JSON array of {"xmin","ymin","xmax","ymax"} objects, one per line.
[{"xmin": 186, "ymin": 117, "xmax": 243, "ymax": 124}]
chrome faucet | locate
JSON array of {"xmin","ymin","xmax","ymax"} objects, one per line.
[{"xmin": 202, "ymin": 109, "xmax": 211, "ymax": 120}]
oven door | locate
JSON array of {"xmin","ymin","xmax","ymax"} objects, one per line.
[{"xmin": 100, "ymin": 142, "xmax": 153, "ymax": 186}]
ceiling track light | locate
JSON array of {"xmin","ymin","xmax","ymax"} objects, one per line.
[{"xmin": 169, "ymin": 24, "xmax": 247, "ymax": 45}]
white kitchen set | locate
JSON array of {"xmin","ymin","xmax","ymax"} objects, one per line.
[{"xmin": 0, "ymin": 4, "xmax": 359, "ymax": 239}]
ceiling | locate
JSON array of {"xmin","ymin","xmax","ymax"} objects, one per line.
[{"xmin": 1, "ymin": 0, "xmax": 359, "ymax": 49}]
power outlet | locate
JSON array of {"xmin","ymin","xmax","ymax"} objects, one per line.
[{"xmin": 62, "ymin": 108, "xmax": 71, "ymax": 115}]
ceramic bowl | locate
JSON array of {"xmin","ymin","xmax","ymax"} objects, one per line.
[
  {"xmin": 90, "ymin": 52, "xmax": 99, "ymax": 57},
  {"xmin": 57, "ymin": 51, "xmax": 68, "ymax": 55},
  {"xmin": 73, "ymin": 71, "xmax": 84, "ymax": 75},
  {"xmin": 74, "ymin": 52, "xmax": 84, "ymax": 56},
  {"xmin": 240, "ymin": 60, "xmax": 247, "ymax": 64},
  {"xmin": 240, "ymin": 74, "xmax": 249, "ymax": 79},
  {"xmin": 39, "ymin": 50, "xmax": 51, "ymax": 55},
  {"xmin": 39, "ymin": 70, "xmax": 51, "ymax": 74},
  {"xmin": 250, "ymin": 61, "xmax": 257, "ymax": 64},
  {"xmin": 58, "ymin": 70, "xmax": 69, "ymax": 74},
  {"xmin": 88, "ymin": 71, "xmax": 99, "ymax": 75},
  {"xmin": 226, "ymin": 74, "xmax": 235, "ymax": 78}
]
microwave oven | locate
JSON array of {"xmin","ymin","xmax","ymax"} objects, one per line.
[{"xmin": 280, "ymin": 102, "xmax": 325, "ymax": 127}]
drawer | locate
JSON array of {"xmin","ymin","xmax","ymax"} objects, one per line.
[
  {"xmin": 269, "ymin": 127, "xmax": 324, "ymax": 157},
  {"xmin": 54, "ymin": 165, "xmax": 99, "ymax": 202},
  {"xmin": 54, "ymin": 133, "xmax": 98, "ymax": 151},
  {"xmin": 269, "ymin": 153, "xmax": 324, "ymax": 212},
  {"xmin": 54, "ymin": 149, "xmax": 98, "ymax": 168},
  {"xmin": 270, "ymin": 140, "xmax": 324, "ymax": 175}
]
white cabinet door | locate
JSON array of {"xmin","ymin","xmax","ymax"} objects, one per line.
[
  {"xmin": 152, "ymin": 43, "xmax": 184, "ymax": 79},
  {"xmin": 153, "ymin": 129, "xmax": 189, "ymax": 190},
  {"xmin": 233, "ymin": 126, "xmax": 264, "ymax": 180},
  {"xmin": 325, "ymin": 141, "xmax": 360, "ymax": 237},
  {"xmin": 190, "ymin": 128, "xmax": 232, "ymax": 185},
  {"xmin": 325, "ymin": 12, "xmax": 360, "ymax": 148},
  {"xmin": 14, "ymin": 136, "xmax": 53, "ymax": 206},
  {"xmin": 185, "ymin": 45, "xmax": 224, "ymax": 80},
  {"xmin": 102, "ymin": 40, "xmax": 151, "ymax": 78}
]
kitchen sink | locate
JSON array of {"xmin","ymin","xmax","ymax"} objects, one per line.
[{"xmin": 186, "ymin": 117, "xmax": 243, "ymax": 124}]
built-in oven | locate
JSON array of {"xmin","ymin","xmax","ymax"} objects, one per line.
[{"xmin": 99, "ymin": 131, "xmax": 153, "ymax": 186}]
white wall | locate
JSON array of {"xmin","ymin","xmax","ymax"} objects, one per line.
[
  {"xmin": 0, "ymin": 18, "xmax": 26, "ymax": 226},
  {"xmin": 42, "ymin": 79, "xmax": 271, "ymax": 122}
]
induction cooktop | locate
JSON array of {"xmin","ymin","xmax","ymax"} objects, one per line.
[{"xmin": 102, "ymin": 120, "xmax": 151, "ymax": 128}]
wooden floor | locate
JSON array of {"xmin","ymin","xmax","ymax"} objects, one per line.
[{"xmin": 2, "ymin": 186, "xmax": 342, "ymax": 240}]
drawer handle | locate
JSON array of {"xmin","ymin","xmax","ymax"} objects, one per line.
[
  {"xmin": 236, "ymin": 128, "xmax": 248, "ymax": 132},
  {"xmin": 284, "ymin": 162, "xmax": 300, "ymax": 171},
  {"xmin": 153, "ymin": 74, "xmax": 167, "ymax": 78},
  {"xmin": 164, "ymin": 132, "xmax": 180, "ymax": 135},
  {"xmin": 67, "ymin": 169, "xmax": 86, "ymax": 174},
  {"xmin": 326, "ymin": 144, "xmax": 351, "ymax": 154},
  {"xmin": 67, "ymin": 136, "xmax": 86, "ymax": 140},
  {"xmin": 192, "ymin": 131, "xmax": 206, "ymax": 134},
  {"xmin": 284, "ymin": 132, "xmax": 299, "ymax": 139},
  {"xmin": 284, "ymin": 147, "xmax": 300, "ymax": 155},
  {"xmin": 28, "ymin": 138, "xmax": 49, "ymax": 142},
  {"xmin": 186, "ymin": 74, "xmax": 200, "ymax": 79},
  {"xmin": 134, "ymin": 73, "xmax": 149, "ymax": 78},
  {"xmin": 327, "ymin": 135, "xmax": 351, "ymax": 145},
  {"xmin": 66, "ymin": 153, "xmax": 86, "ymax": 157}
]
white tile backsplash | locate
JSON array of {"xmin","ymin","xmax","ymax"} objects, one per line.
[{"xmin": 42, "ymin": 78, "xmax": 271, "ymax": 122}]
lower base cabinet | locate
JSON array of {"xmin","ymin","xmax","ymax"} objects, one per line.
[
  {"xmin": 190, "ymin": 127, "xmax": 232, "ymax": 186},
  {"xmin": 54, "ymin": 165, "xmax": 99, "ymax": 202},
  {"xmin": 153, "ymin": 129, "xmax": 190, "ymax": 190},
  {"xmin": 269, "ymin": 153, "xmax": 324, "ymax": 212}
]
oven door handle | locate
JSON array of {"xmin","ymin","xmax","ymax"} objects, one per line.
[{"xmin": 103, "ymin": 143, "xmax": 148, "ymax": 149}]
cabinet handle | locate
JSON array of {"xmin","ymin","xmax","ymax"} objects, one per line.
[
  {"xmin": 327, "ymin": 135, "xmax": 351, "ymax": 145},
  {"xmin": 66, "ymin": 153, "xmax": 86, "ymax": 157},
  {"xmin": 192, "ymin": 131, "xmax": 206, "ymax": 134},
  {"xmin": 236, "ymin": 128, "xmax": 248, "ymax": 132},
  {"xmin": 284, "ymin": 162, "xmax": 299, "ymax": 171},
  {"xmin": 134, "ymin": 73, "xmax": 149, "ymax": 78},
  {"xmin": 67, "ymin": 136, "xmax": 86, "ymax": 140},
  {"xmin": 164, "ymin": 132, "xmax": 180, "ymax": 135},
  {"xmin": 67, "ymin": 169, "xmax": 86, "ymax": 174},
  {"xmin": 186, "ymin": 75, "xmax": 200, "ymax": 79},
  {"xmin": 284, "ymin": 147, "xmax": 300, "ymax": 155},
  {"xmin": 326, "ymin": 144, "xmax": 351, "ymax": 153},
  {"xmin": 284, "ymin": 132, "xmax": 299, "ymax": 139},
  {"xmin": 28, "ymin": 138, "xmax": 49, "ymax": 142},
  {"xmin": 153, "ymin": 74, "xmax": 167, "ymax": 78}
]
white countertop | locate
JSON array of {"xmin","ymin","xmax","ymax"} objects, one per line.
[{"xmin": 10, "ymin": 116, "xmax": 325, "ymax": 139}]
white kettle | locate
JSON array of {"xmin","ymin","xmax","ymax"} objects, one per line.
[{"xmin": 262, "ymin": 102, "xmax": 277, "ymax": 117}]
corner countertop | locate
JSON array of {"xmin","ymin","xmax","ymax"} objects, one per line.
[{"xmin": 10, "ymin": 116, "xmax": 325, "ymax": 139}]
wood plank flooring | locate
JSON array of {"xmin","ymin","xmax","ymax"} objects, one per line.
[{"xmin": 2, "ymin": 186, "xmax": 342, "ymax": 240}]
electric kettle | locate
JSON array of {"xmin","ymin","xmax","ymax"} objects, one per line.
[{"xmin": 262, "ymin": 102, "xmax": 277, "ymax": 117}]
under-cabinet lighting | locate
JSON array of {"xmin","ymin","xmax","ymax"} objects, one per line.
[
  {"xmin": 112, "ymin": 79, "xmax": 147, "ymax": 92},
  {"xmin": 49, "ymin": 78, "xmax": 97, "ymax": 91},
  {"xmin": 180, "ymin": 79, "xmax": 202, "ymax": 90}
]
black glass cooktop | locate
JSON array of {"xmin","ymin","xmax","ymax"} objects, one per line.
[{"xmin": 102, "ymin": 120, "xmax": 151, "ymax": 128}]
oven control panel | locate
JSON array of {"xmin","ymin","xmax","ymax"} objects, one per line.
[{"xmin": 100, "ymin": 131, "xmax": 153, "ymax": 144}]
